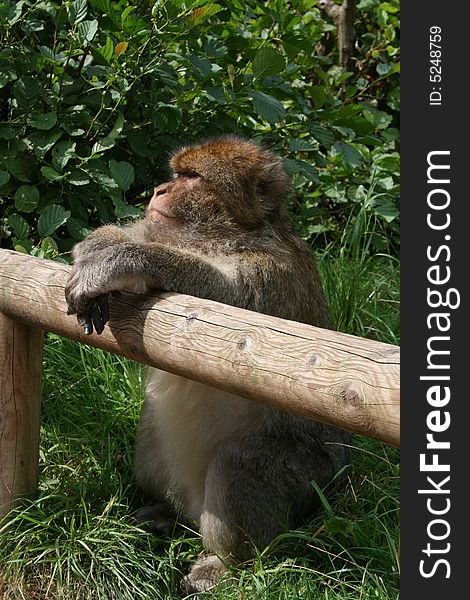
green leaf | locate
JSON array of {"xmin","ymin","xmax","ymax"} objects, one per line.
[
  {"xmin": 309, "ymin": 123, "xmax": 335, "ymax": 147},
  {"xmin": 12, "ymin": 77, "xmax": 42, "ymax": 107},
  {"xmin": 333, "ymin": 142, "xmax": 364, "ymax": 168},
  {"xmin": 189, "ymin": 4, "xmax": 222, "ymax": 26},
  {"xmin": 0, "ymin": 170, "xmax": 10, "ymax": 187},
  {"xmin": 89, "ymin": 168, "xmax": 119, "ymax": 191},
  {"xmin": 78, "ymin": 20, "xmax": 98, "ymax": 44},
  {"xmin": 287, "ymin": 159, "xmax": 319, "ymax": 183},
  {"xmin": 0, "ymin": 68, "xmax": 17, "ymax": 88},
  {"xmin": 249, "ymin": 91, "xmax": 286, "ymax": 123},
  {"xmin": 376, "ymin": 62, "xmax": 391, "ymax": 76},
  {"xmin": 67, "ymin": 0, "xmax": 88, "ymax": 24},
  {"xmin": 363, "ymin": 106, "xmax": 393, "ymax": 130},
  {"xmin": 41, "ymin": 166, "xmax": 65, "ymax": 181},
  {"xmin": 371, "ymin": 196, "xmax": 399, "ymax": 222},
  {"xmin": 68, "ymin": 170, "xmax": 90, "ymax": 186},
  {"xmin": 121, "ymin": 13, "xmax": 148, "ymax": 36},
  {"xmin": 52, "ymin": 140, "xmax": 76, "ymax": 171},
  {"xmin": 38, "ymin": 45, "xmax": 57, "ymax": 61},
  {"xmin": 0, "ymin": 124, "xmax": 16, "ymax": 139},
  {"xmin": 152, "ymin": 104, "xmax": 182, "ymax": 132},
  {"xmin": 92, "ymin": 113, "xmax": 124, "ymax": 154},
  {"xmin": 66, "ymin": 218, "xmax": 93, "ymax": 240},
  {"xmin": 121, "ymin": 5, "xmax": 135, "ymax": 23},
  {"xmin": 40, "ymin": 237, "xmax": 59, "ymax": 259},
  {"xmin": 288, "ymin": 139, "xmax": 316, "ymax": 152},
  {"xmin": 376, "ymin": 176, "xmax": 395, "ymax": 191},
  {"xmin": 101, "ymin": 37, "xmax": 115, "ymax": 62},
  {"xmin": 14, "ymin": 243, "xmax": 31, "ymax": 254},
  {"xmin": 333, "ymin": 120, "xmax": 371, "ymax": 137},
  {"xmin": 127, "ymin": 131, "xmax": 149, "ymax": 157},
  {"xmin": 14, "ymin": 185, "xmax": 40, "ymax": 212},
  {"xmin": 5, "ymin": 0, "xmax": 24, "ymax": 24},
  {"xmin": 109, "ymin": 160, "xmax": 135, "ymax": 191},
  {"xmin": 374, "ymin": 152, "xmax": 400, "ymax": 171},
  {"xmin": 111, "ymin": 195, "xmax": 141, "ymax": 219},
  {"xmin": 252, "ymin": 48, "xmax": 285, "ymax": 79},
  {"xmin": 8, "ymin": 214, "xmax": 30, "ymax": 239},
  {"xmin": 154, "ymin": 65, "xmax": 179, "ymax": 88},
  {"xmin": 88, "ymin": 0, "xmax": 114, "ymax": 19},
  {"xmin": 203, "ymin": 86, "xmax": 226, "ymax": 103},
  {"xmin": 387, "ymin": 86, "xmax": 400, "ymax": 111},
  {"xmin": 204, "ymin": 37, "xmax": 227, "ymax": 58},
  {"xmin": 357, "ymin": 0, "xmax": 378, "ymax": 8},
  {"xmin": 26, "ymin": 130, "xmax": 63, "ymax": 160},
  {"xmin": 189, "ymin": 55, "xmax": 213, "ymax": 78},
  {"xmin": 63, "ymin": 105, "xmax": 92, "ymax": 137},
  {"xmin": 38, "ymin": 204, "xmax": 71, "ymax": 237},
  {"xmin": 27, "ymin": 112, "xmax": 58, "ymax": 130},
  {"xmin": 91, "ymin": 36, "xmax": 115, "ymax": 65},
  {"xmin": 309, "ymin": 85, "xmax": 327, "ymax": 109},
  {"xmin": 8, "ymin": 156, "xmax": 34, "ymax": 182}
]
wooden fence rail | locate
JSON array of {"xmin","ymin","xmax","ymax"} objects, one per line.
[{"xmin": 0, "ymin": 248, "xmax": 400, "ymax": 516}]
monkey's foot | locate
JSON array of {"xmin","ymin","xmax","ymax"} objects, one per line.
[
  {"xmin": 133, "ymin": 502, "xmax": 177, "ymax": 536},
  {"xmin": 181, "ymin": 555, "xmax": 231, "ymax": 595}
]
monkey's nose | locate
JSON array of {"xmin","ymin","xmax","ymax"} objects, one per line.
[{"xmin": 154, "ymin": 185, "xmax": 168, "ymax": 196}]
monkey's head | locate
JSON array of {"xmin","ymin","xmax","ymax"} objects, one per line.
[{"xmin": 147, "ymin": 137, "xmax": 291, "ymax": 230}]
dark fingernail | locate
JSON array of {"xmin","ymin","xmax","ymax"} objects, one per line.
[{"xmin": 101, "ymin": 305, "xmax": 110, "ymax": 324}]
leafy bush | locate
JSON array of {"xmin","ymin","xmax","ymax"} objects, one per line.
[{"xmin": 0, "ymin": 0, "xmax": 399, "ymax": 259}]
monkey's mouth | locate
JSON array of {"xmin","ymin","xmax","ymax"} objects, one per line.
[{"xmin": 147, "ymin": 206, "xmax": 181, "ymax": 223}]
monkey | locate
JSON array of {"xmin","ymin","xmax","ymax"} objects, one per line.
[{"xmin": 65, "ymin": 136, "xmax": 351, "ymax": 594}]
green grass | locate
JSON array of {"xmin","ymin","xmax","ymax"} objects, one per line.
[
  {"xmin": 0, "ymin": 254, "xmax": 399, "ymax": 600},
  {"xmin": 320, "ymin": 253, "xmax": 400, "ymax": 344}
]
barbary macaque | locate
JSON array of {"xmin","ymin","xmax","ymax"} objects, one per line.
[{"xmin": 65, "ymin": 136, "xmax": 351, "ymax": 593}]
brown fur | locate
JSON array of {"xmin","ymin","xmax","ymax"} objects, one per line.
[{"xmin": 65, "ymin": 136, "xmax": 350, "ymax": 594}]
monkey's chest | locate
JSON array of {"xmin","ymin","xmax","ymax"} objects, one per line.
[{"xmin": 146, "ymin": 369, "xmax": 261, "ymax": 520}]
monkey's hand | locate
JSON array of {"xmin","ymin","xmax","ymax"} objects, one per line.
[
  {"xmin": 65, "ymin": 226, "xmax": 130, "ymax": 335},
  {"xmin": 65, "ymin": 264, "xmax": 112, "ymax": 336}
]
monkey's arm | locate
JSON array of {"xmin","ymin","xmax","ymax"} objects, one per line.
[{"xmin": 65, "ymin": 229, "xmax": 240, "ymax": 335}]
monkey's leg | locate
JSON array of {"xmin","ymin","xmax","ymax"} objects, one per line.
[
  {"xmin": 134, "ymin": 398, "xmax": 177, "ymax": 535},
  {"xmin": 182, "ymin": 433, "xmax": 338, "ymax": 594}
]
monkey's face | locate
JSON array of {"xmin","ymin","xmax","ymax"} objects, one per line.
[
  {"xmin": 147, "ymin": 174, "xmax": 206, "ymax": 225},
  {"xmin": 147, "ymin": 136, "xmax": 291, "ymax": 231}
]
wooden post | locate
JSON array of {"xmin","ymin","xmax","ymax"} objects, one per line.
[{"xmin": 0, "ymin": 312, "xmax": 43, "ymax": 517}]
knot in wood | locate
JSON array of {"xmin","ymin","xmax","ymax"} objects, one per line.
[
  {"xmin": 237, "ymin": 338, "xmax": 247, "ymax": 350},
  {"xmin": 307, "ymin": 354, "xmax": 317, "ymax": 366},
  {"xmin": 186, "ymin": 312, "xmax": 199, "ymax": 325},
  {"xmin": 345, "ymin": 389, "xmax": 361, "ymax": 407}
]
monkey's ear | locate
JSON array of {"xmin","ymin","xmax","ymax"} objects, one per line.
[{"xmin": 256, "ymin": 158, "xmax": 292, "ymax": 207}]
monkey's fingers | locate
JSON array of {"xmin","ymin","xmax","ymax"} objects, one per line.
[
  {"xmin": 91, "ymin": 294, "xmax": 109, "ymax": 335},
  {"xmin": 75, "ymin": 295, "xmax": 109, "ymax": 336},
  {"xmin": 75, "ymin": 297, "xmax": 99, "ymax": 335},
  {"xmin": 77, "ymin": 312, "xmax": 94, "ymax": 336}
]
